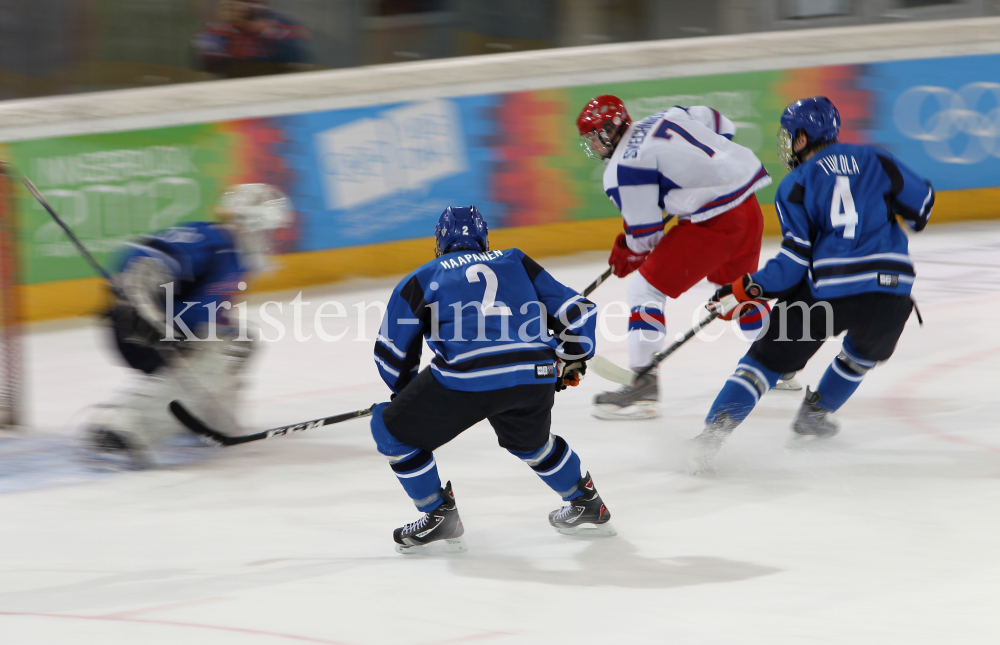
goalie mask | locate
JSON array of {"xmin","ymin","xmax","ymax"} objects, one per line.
[
  {"xmin": 217, "ymin": 184, "xmax": 293, "ymax": 272},
  {"xmin": 577, "ymin": 95, "xmax": 632, "ymax": 162}
]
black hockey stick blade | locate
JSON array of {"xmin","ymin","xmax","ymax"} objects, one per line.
[
  {"xmin": 169, "ymin": 400, "xmax": 376, "ymax": 447},
  {"xmin": 632, "ymin": 311, "xmax": 720, "ymax": 380}
]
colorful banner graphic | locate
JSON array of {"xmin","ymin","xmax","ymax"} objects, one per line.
[{"xmin": 6, "ymin": 52, "xmax": 1000, "ymax": 289}]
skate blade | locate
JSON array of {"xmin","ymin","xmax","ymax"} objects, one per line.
[
  {"xmin": 785, "ymin": 432, "xmax": 838, "ymax": 449},
  {"xmin": 591, "ymin": 403, "xmax": 660, "ymax": 421},
  {"xmin": 395, "ymin": 536, "xmax": 468, "ymax": 555},
  {"xmin": 554, "ymin": 521, "xmax": 617, "ymax": 537},
  {"xmin": 772, "ymin": 377, "xmax": 803, "ymax": 392}
]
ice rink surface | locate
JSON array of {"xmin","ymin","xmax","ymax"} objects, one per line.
[{"xmin": 2, "ymin": 222, "xmax": 999, "ymax": 644}]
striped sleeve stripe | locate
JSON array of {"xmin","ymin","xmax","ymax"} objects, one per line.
[
  {"xmin": 374, "ymin": 356, "xmax": 400, "ymax": 378},
  {"xmin": 779, "ymin": 248, "xmax": 811, "ymax": 266},
  {"xmin": 623, "ymin": 221, "xmax": 665, "ymax": 237},
  {"xmin": 376, "ymin": 334, "xmax": 407, "ymax": 359}
]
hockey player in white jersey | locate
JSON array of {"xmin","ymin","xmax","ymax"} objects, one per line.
[
  {"xmin": 577, "ymin": 95, "xmax": 783, "ymax": 420},
  {"xmin": 84, "ymin": 184, "xmax": 292, "ymax": 468}
]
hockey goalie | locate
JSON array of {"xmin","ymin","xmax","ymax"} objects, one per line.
[{"xmin": 83, "ymin": 184, "xmax": 292, "ymax": 468}]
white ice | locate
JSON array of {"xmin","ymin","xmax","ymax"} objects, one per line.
[{"xmin": 2, "ymin": 222, "xmax": 999, "ymax": 644}]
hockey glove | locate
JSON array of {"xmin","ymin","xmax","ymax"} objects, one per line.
[
  {"xmin": 708, "ymin": 274, "xmax": 766, "ymax": 321},
  {"xmin": 110, "ymin": 298, "xmax": 163, "ymax": 347},
  {"xmin": 555, "ymin": 359, "xmax": 587, "ymax": 392},
  {"xmin": 608, "ymin": 233, "xmax": 649, "ymax": 278}
]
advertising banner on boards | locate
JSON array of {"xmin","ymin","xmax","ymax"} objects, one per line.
[{"xmin": 6, "ymin": 52, "xmax": 1000, "ymax": 288}]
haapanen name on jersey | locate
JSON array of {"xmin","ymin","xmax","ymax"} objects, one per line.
[
  {"xmin": 816, "ymin": 154, "xmax": 860, "ymax": 176},
  {"xmin": 439, "ymin": 249, "xmax": 505, "ymax": 270}
]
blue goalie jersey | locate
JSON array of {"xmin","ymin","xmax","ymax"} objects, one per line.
[
  {"xmin": 754, "ymin": 142, "xmax": 934, "ymax": 299},
  {"xmin": 115, "ymin": 222, "xmax": 247, "ymax": 332},
  {"xmin": 375, "ymin": 248, "xmax": 598, "ymax": 393}
]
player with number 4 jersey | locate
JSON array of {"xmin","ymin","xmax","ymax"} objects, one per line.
[
  {"xmin": 691, "ymin": 97, "xmax": 934, "ymax": 471},
  {"xmin": 371, "ymin": 206, "xmax": 614, "ymax": 553}
]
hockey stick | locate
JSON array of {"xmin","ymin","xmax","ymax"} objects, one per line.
[
  {"xmin": 581, "ymin": 266, "xmax": 613, "ymax": 298},
  {"xmin": 169, "ymin": 400, "xmax": 376, "ymax": 446},
  {"xmin": 591, "ymin": 311, "xmax": 721, "ymax": 384},
  {"xmin": 9, "ymin": 165, "xmax": 118, "ymax": 285}
]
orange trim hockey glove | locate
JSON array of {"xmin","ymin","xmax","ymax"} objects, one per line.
[{"xmin": 708, "ymin": 274, "xmax": 767, "ymax": 321}]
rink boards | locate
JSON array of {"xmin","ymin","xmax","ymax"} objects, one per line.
[{"xmin": 2, "ymin": 20, "xmax": 1000, "ymax": 321}]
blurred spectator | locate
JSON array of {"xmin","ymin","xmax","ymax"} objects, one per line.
[{"xmin": 193, "ymin": 0, "xmax": 309, "ymax": 78}]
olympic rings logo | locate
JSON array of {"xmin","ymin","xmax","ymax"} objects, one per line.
[{"xmin": 893, "ymin": 83, "xmax": 1000, "ymax": 164}]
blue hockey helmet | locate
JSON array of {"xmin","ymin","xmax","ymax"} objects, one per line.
[
  {"xmin": 777, "ymin": 96, "xmax": 841, "ymax": 169},
  {"xmin": 434, "ymin": 206, "xmax": 489, "ymax": 257}
]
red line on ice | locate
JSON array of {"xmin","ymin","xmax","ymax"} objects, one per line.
[
  {"xmin": 0, "ymin": 611, "xmax": 358, "ymax": 644},
  {"xmin": 884, "ymin": 345, "xmax": 1000, "ymax": 453}
]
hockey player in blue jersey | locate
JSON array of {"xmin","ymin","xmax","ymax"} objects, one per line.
[
  {"xmin": 370, "ymin": 205, "xmax": 615, "ymax": 553},
  {"xmin": 85, "ymin": 184, "xmax": 292, "ymax": 467},
  {"xmin": 690, "ymin": 97, "xmax": 934, "ymax": 470}
]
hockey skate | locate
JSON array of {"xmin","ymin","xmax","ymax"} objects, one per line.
[
  {"xmin": 790, "ymin": 388, "xmax": 840, "ymax": 440},
  {"xmin": 548, "ymin": 472, "xmax": 617, "ymax": 536},
  {"xmin": 773, "ymin": 372, "xmax": 803, "ymax": 391},
  {"xmin": 592, "ymin": 373, "xmax": 659, "ymax": 420},
  {"xmin": 393, "ymin": 481, "xmax": 467, "ymax": 554},
  {"xmin": 687, "ymin": 413, "xmax": 738, "ymax": 474}
]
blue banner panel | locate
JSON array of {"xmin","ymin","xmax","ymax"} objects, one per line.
[
  {"xmin": 865, "ymin": 54, "xmax": 1000, "ymax": 191},
  {"xmin": 279, "ymin": 96, "xmax": 504, "ymax": 252}
]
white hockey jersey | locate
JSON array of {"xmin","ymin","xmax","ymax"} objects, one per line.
[{"xmin": 604, "ymin": 106, "xmax": 772, "ymax": 253}]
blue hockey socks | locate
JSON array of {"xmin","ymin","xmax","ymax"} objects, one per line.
[
  {"xmin": 815, "ymin": 337, "xmax": 877, "ymax": 412},
  {"xmin": 705, "ymin": 354, "xmax": 782, "ymax": 425},
  {"xmin": 370, "ymin": 403, "xmax": 443, "ymax": 512},
  {"xmin": 509, "ymin": 434, "xmax": 584, "ymax": 501}
]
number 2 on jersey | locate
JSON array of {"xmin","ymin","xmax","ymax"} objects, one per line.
[
  {"xmin": 466, "ymin": 264, "xmax": 512, "ymax": 316},
  {"xmin": 830, "ymin": 176, "xmax": 859, "ymax": 239}
]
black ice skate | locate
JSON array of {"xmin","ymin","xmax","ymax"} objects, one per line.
[
  {"xmin": 393, "ymin": 481, "xmax": 467, "ymax": 554},
  {"xmin": 592, "ymin": 373, "xmax": 659, "ymax": 420},
  {"xmin": 791, "ymin": 387, "xmax": 840, "ymax": 439},
  {"xmin": 548, "ymin": 472, "xmax": 616, "ymax": 536}
]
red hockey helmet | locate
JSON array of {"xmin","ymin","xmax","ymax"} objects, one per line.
[{"xmin": 576, "ymin": 95, "xmax": 631, "ymax": 161}]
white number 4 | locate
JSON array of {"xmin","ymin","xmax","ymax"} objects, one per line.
[
  {"xmin": 830, "ymin": 175, "xmax": 859, "ymax": 239},
  {"xmin": 466, "ymin": 264, "xmax": 512, "ymax": 316}
]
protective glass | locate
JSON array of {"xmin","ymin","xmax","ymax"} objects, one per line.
[{"xmin": 776, "ymin": 126, "xmax": 798, "ymax": 170}]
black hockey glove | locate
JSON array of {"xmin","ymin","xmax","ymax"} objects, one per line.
[
  {"xmin": 555, "ymin": 359, "xmax": 587, "ymax": 392},
  {"xmin": 110, "ymin": 298, "xmax": 164, "ymax": 347}
]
